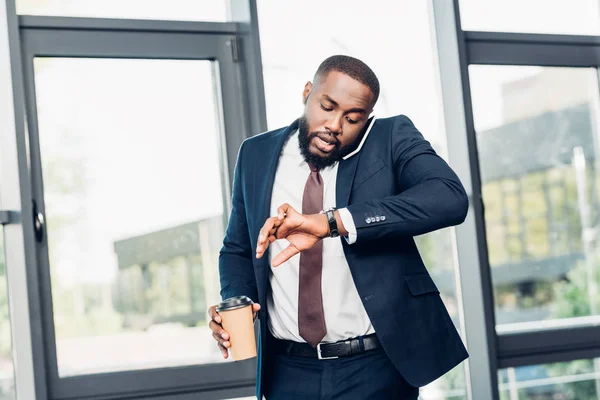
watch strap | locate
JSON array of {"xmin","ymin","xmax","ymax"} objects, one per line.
[{"xmin": 324, "ymin": 207, "xmax": 339, "ymax": 238}]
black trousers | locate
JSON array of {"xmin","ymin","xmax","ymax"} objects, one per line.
[{"xmin": 263, "ymin": 347, "xmax": 419, "ymax": 400}]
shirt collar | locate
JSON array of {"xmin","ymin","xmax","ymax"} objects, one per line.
[{"xmin": 283, "ymin": 129, "xmax": 306, "ymax": 167}]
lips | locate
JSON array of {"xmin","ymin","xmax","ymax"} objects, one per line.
[
  {"xmin": 314, "ymin": 136, "xmax": 335, "ymax": 153},
  {"xmin": 316, "ymin": 133, "xmax": 337, "ymax": 144},
  {"xmin": 312, "ymin": 133, "xmax": 338, "ymax": 153}
]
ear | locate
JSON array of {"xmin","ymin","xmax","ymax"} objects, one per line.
[{"xmin": 302, "ymin": 81, "xmax": 313, "ymax": 105}]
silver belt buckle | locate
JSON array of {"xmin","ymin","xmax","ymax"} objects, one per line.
[{"xmin": 317, "ymin": 343, "xmax": 338, "ymax": 360}]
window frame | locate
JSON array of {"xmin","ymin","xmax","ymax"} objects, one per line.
[
  {"xmin": 462, "ymin": 30, "xmax": 600, "ymax": 366},
  {"xmin": 434, "ymin": 1, "xmax": 600, "ymax": 399},
  {"xmin": 439, "ymin": 0, "xmax": 600, "ymax": 398},
  {"xmin": 2, "ymin": 2, "xmax": 267, "ymax": 399}
]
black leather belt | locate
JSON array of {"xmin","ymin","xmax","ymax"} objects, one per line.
[{"xmin": 272, "ymin": 333, "xmax": 381, "ymax": 360}]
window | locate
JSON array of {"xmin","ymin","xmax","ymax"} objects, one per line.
[
  {"xmin": 469, "ymin": 66, "xmax": 600, "ymax": 331},
  {"xmin": 458, "ymin": 0, "xmax": 600, "ymax": 35},
  {"xmin": 0, "ymin": 228, "xmax": 15, "ymax": 399},
  {"xmin": 33, "ymin": 58, "xmax": 229, "ymax": 376},
  {"xmin": 257, "ymin": 1, "xmax": 468, "ymax": 398},
  {"xmin": 16, "ymin": 0, "xmax": 228, "ymax": 22},
  {"xmin": 498, "ymin": 359, "xmax": 600, "ymax": 400}
]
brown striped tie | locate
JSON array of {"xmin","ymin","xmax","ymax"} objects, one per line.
[{"xmin": 298, "ymin": 163, "xmax": 327, "ymax": 347}]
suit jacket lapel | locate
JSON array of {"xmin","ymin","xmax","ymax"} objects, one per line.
[
  {"xmin": 336, "ymin": 116, "xmax": 376, "ymax": 208},
  {"xmin": 336, "ymin": 154, "xmax": 360, "ymax": 209}
]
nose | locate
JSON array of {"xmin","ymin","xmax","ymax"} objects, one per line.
[{"xmin": 324, "ymin": 114, "xmax": 343, "ymax": 136}]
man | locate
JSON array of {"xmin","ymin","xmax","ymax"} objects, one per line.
[{"xmin": 209, "ymin": 55, "xmax": 469, "ymax": 399}]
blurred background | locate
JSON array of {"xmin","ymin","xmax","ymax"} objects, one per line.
[{"xmin": 1, "ymin": 0, "xmax": 600, "ymax": 399}]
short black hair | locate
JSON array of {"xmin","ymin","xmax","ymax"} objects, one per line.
[{"xmin": 314, "ymin": 55, "xmax": 380, "ymax": 107}]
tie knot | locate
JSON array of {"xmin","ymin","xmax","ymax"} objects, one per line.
[{"xmin": 308, "ymin": 162, "xmax": 319, "ymax": 173}]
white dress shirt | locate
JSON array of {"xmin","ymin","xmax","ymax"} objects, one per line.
[{"xmin": 267, "ymin": 129, "xmax": 376, "ymax": 343}]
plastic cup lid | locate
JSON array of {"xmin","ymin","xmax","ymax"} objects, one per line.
[{"xmin": 216, "ymin": 295, "xmax": 253, "ymax": 312}]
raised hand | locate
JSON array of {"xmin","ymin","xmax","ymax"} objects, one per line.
[{"xmin": 255, "ymin": 203, "xmax": 329, "ymax": 267}]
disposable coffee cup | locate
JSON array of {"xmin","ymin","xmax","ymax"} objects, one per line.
[{"xmin": 216, "ymin": 296, "xmax": 257, "ymax": 361}]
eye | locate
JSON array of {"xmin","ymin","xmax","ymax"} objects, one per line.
[
  {"xmin": 346, "ymin": 117, "xmax": 358, "ymax": 124},
  {"xmin": 320, "ymin": 103, "xmax": 333, "ymax": 111}
]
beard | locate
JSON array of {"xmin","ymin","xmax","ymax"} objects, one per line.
[{"xmin": 297, "ymin": 115, "xmax": 345, "ymax": 171}]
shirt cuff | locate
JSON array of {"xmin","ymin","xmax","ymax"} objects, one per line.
[{"xmin": 338, "ymin": 208, "xmax": 357, "ymax": 244}]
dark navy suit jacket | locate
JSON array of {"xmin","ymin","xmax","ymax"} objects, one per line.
[{"xmin": 219, "ymin": 115, "xmax": 469, "ymax": 398}]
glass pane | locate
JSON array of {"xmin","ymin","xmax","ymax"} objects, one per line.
[
  {"xmin": 0, "ymin": 228, "xmax": 15, "ymax": 399},
  {"xmin": 458, "ymin": 0, "xmax": 600, "ymax": 35},
  {"xmin": 17, "ymin": 0, "xmax": 227, "ymax": 22},
  {"xmin": 257, "ymin": 1, "xmax": 468, "ymax": 398},
  {"xmin": 33, "ymin": 58, "xmax": 228, "ymax": 376},
  {"xmin": 469, "ymin": 66, "xmax": 600, "ymax": 332},
  {"xmin": 499, "ymin": 358, "xmax": 600, "ymax": 400}
]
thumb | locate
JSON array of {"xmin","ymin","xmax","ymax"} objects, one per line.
[
  {"xmin": 277, "ymin": 203, "xmax": 291, "ymax": 220},
  {"xmin": 278, "ymin": 203, "xmax": 301, "ymax": 220},
  {"xmin": 272, "ymin": 245, "xmax": 300, "ymax": 267}
]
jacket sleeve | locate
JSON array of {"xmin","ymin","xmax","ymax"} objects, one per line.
[
  {"xmin": 218, "ymin": 140, "xmax": 258, "ymax": 302},
  {"xmin": 346, "ymin": 115, "xmax": 468, "ymax": 242}
]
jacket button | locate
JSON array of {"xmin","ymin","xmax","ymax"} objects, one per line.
[
  {"xmin": 366, "ymin": 217, "xmax": 372, "ymax": 224},
  {"xmin": 381, "ymin": 215, "xmax": 386, "ymax": 221},
  {"xmin": 375, "ymin": 216, "xmax": 381, "ymax": 222}
]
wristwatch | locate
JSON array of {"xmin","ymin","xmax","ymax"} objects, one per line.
[{"xmin": 321, "ymin": 207, "xmax": 339, "ymax": 238}]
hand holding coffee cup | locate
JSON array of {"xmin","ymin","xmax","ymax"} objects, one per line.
[{"xmin": 209, "ymin": 297, "xmax": 261, "ymax": 360}]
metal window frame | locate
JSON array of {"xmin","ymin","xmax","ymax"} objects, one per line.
[
  {"xmin": 431, "ymin": 1, "xmax": 499, "ymax": 399},
  {"xmin": 434, "ymin": 0, "xmax": 600, "ymax": 398},
  {"xmin": 23, "ymin": 20, "xmax": 254, "ymax": 400},
  {"xmin": 465, "ymin": 31, "xmax": 600, "ymax": 67},
  {"xmin": 2, "ymin": 1, "xmax": 268, "ymax": 399},
  {"xmin": 1, "ymin": 1, "xmax": 47, "ymax": 400},
  {"xmin": 463, "ymin": 29, "xmax": 600, "ymax": 368},
  {"xmin": 498, "ymin": 325, "xmax": 600, "ymax": 368},
  {"xmin": 449, "ymin": 0, "xmax": 600, "ymax": 396}
]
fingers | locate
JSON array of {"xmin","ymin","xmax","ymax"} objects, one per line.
[
  {"xmin": 277, "ymin": 203, "xmax": 291, "ymax": 220},
  {"xmin": 274, "ymin": 204, "xmax": 305, "ymax": 239},
  {"xmin": 256, "ymin": 204, "xmax": 298, "ymax": 259},
  {"xmin": 208, "ymin": 305, "xmax": 230, "ymax": 359},
  {"xmin": 256, "ymin": 216, "xmax": 275, "ymax": 258},
  {"xmin": 208, "ymin": 305, "xmax": 221, "ymax": 324},
  {"xmin": 209, "ymin": 320, "xmax": 229, "ymax": 339},
  {"xmin": 272, "ymin": 244, "xmax": 300, "ymax": 268},
  {"xmin": 217, "ymin": 342, "xmax": 229, "ymax": 358},
  {"xmin": 252, "ymin": 303, "xmax": 261, "ymax": 320},
  {"xmin": 209, "ymin": 319, "xmax": 231, "ymax": 359},
  {"xmin": 212, "ymin": 331, "xmax": 230, "ymax": 358},
  {"xmin": 211, "ymin": 330, "xmax": 230, "ymax": 345},
  {"xmin": 256, "ymin": 216, "xmax": 284, "ymax": 259}
]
